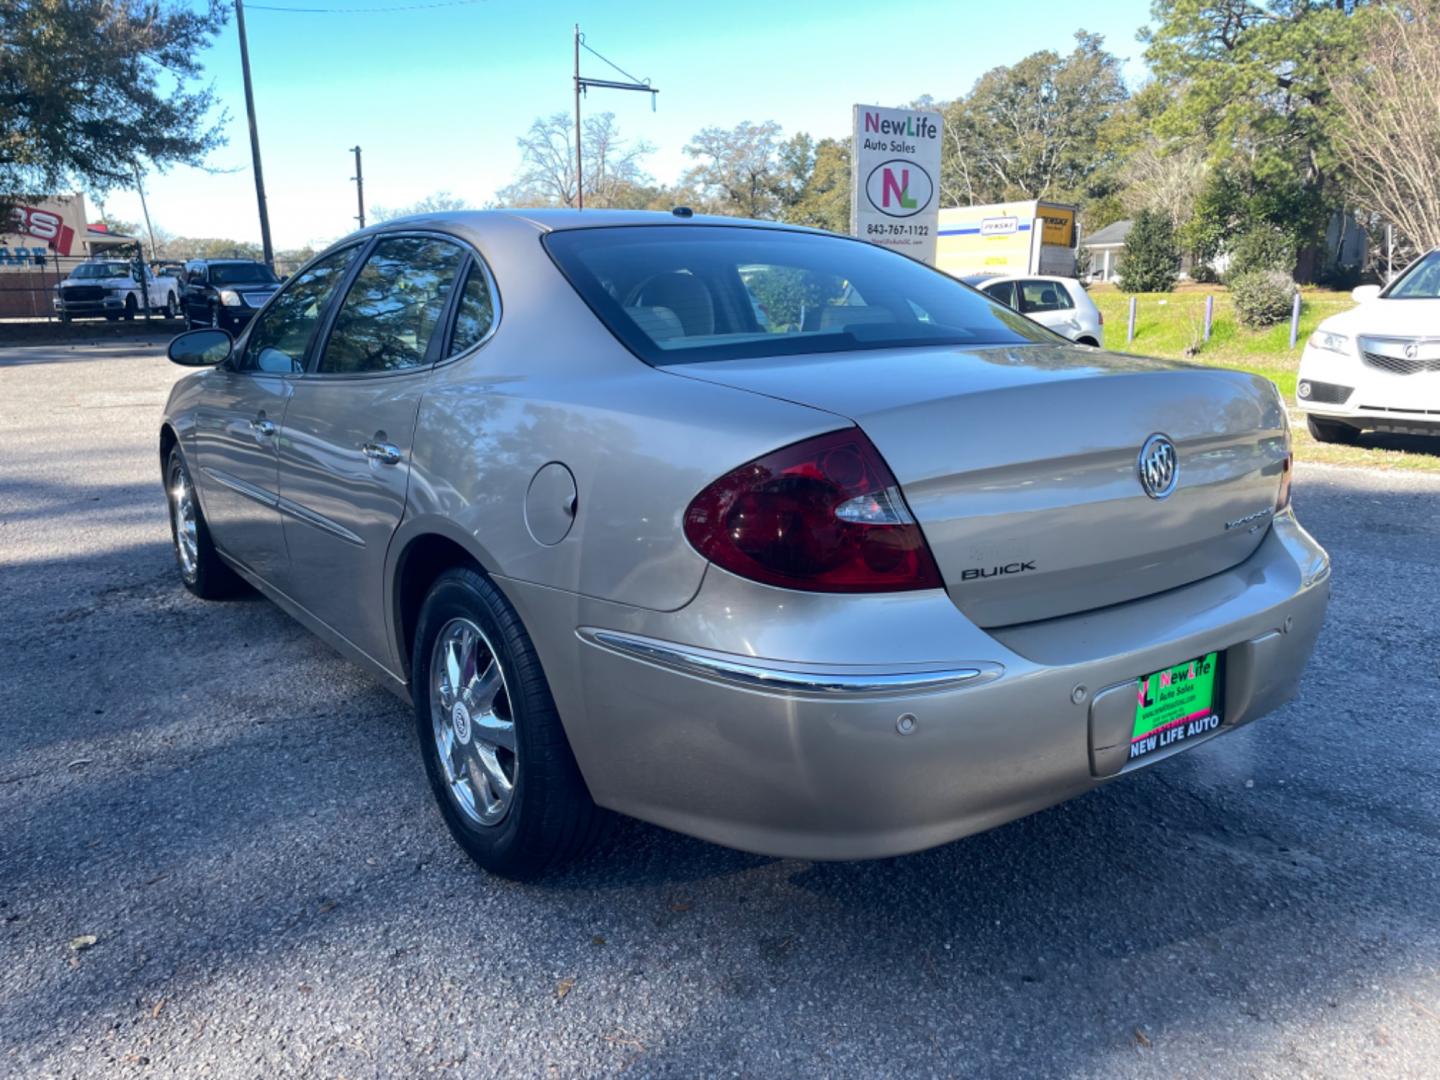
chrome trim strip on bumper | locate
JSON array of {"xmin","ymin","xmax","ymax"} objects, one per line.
[{"xmin": 578, "ymin": 628, "xmax": 1002, "ymax": 697}]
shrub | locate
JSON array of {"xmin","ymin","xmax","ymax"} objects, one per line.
[
  {"xmin": 1119, "ymin": 209, "xmax": 1180, "ymax": 293},
  {"xmin": 1230, "ymin": 270, "xmax": 1297, "ymax": 329},
  {"xmin": 1224, "ymin": 226, "xmax": 1296, "ymax": 280}
]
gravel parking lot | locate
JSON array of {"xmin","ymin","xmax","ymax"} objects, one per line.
[{"xmin": 3, "ymin": 338, "xmax": 1439, "ymax": 1078}]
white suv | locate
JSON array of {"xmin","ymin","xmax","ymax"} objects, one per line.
[
  {"xmin": 1296, "ymin": 249, "xmax": 1440, "ymax": 443},
  {"xmin": 963, "ymin": 274, "xmax": 1103, "ymax": 346}
]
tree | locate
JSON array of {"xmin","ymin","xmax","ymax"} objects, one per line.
[
  {"xmin": 1328, "ymin": 0, "xmax": 1440, "ymax": 255},
  {"xmin": 777, "ymin": 134, "xmax": 851, "ymax": 234},
  {"xmin": 683, "ymin": 121, "xmax": 786, "ymax": 219},
  {"xmin": 937, "ymin": 32, "xmax": 1129, "ymax": 207},
  {"xmin": 0, "ymin": 0, "xmax": 228, "ymax": 209},
  {"xmin": 1119, "ymin": 208, "xmax": 1181, "ymax": 292},
  {"xmin": 371, "ymin": 191, "xmax": 472, "ymax": 223},
  {"xmin": 493, "ymin": 112, "xmax": 653, "ymax": 209},
  {"xmin": 1141, "ymin": 0, "xmax": 1368, "ymax": 261}
]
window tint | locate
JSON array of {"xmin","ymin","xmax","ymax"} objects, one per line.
[
  {"xmin": 1018, "ymin": 280, "xmax": 1074, "ymax": 313},
  {"xmin": 545, "ymin": 226, "xmax": 1049, "ymax": 366},
  {"xmin": 238, "ymin": 246, "xmax": 358, "ymax": 374},
  {"xmin": 983, "ymin": 280, "xmax": 1017, "ymax": 308},
  {"xmin": 449, "ymin": 260, "xmax": 498, "ymax": 355},
  {"xmin": 210, "ymin": 263, "xmax": 278, "ymax": 286},
  {"xmin": 1387, "ymin": 251, "xmax": 1440, "ymax": 299},
  {"xmin": 320, "ymin": 237, "xmax": 465, "ymax": 374}
]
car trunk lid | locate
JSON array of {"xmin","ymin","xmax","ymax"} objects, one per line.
[{"xmin": 673, "ymin": 343, "xmax": 1289, "ymax": 626}]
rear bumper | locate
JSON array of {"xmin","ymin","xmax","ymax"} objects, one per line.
[{"xmin": 502, "ymin": 511, "xmax": 1330, "ymax": 860}]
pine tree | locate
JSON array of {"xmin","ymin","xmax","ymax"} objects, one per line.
[{"xmin": 1119, "ymin": 209, "xmax": 1180, "ymax": 293}]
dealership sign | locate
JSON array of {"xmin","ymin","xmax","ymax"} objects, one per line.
[{"xmin": 851, "ymin": 105, "xmax": 943, "ymax": 264}]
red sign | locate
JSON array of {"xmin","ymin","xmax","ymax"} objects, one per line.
[{"xmin": 9, "ymin": 205, "xmax": 75, "ymax": 255}]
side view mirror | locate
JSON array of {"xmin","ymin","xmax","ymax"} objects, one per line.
[
  {"xmin": 1351, "ymin": 284, "xmax": 1382, "ymax": 304},
  {"xmin": 168, "ymin": 328, "xmax": 233, "ymax": 367}
]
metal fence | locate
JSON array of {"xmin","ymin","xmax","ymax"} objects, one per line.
[{"xmin": 0, "ymin": 243, "xmax": 183, "ymax": 322}]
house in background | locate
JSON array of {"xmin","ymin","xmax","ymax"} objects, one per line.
[{"xmin": 1080, "ymin": 219, "xmax": 1132, "ymax": 283}]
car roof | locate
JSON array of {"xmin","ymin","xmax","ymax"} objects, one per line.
[
  {"xmin": 964, "ymin": 274, "xmax": 1078, "ymax": 285},
  {"xmin": 360, "ymin": 207, "xmax": 828, "ymax": 236}
]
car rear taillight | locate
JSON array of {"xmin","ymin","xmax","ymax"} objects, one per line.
[{"xmin": 683, "ymin": 428, "xmax": 943, "ymax": 593}]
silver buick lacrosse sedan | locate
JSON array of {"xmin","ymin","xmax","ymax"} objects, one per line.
[{"xmin": 160, "ymin": 210, "xmax": 1330, "ymax": 878}]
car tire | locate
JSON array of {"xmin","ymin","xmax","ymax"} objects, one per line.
[
  {"xmin": 412, "ymin": 567, "xmax": 604, "ymax": 879},
  {"xmin": 1306, "ymin": 415, "xmax": 1362, "ymax": 445},
  {"xmin": 165, "ymin": 447, "xmax": 244, "ymax": 600},
  {"xmin": 162, "ymin": 293, "xmax": 177, "ymax": 319},
  {"xmin": 123, "ymin": 294, "xmax": 137, "ymax": 321}
]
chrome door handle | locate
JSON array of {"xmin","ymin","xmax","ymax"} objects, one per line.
[
  {"xmin": 362, "ymin": 440, "xmax": 402, "ymax": 465},
  {"xmin": 251, "ymin": 418, "xmax": 276, "ymax": 437}
]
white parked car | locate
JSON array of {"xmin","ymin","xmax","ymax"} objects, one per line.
[
  {"xmin": 962, "ymin": 274, "xmax": 1103, "ymax": 346},
  {"xmin": 53, "ymin": 259, "xmax": 180, "ymax": 322},
  {"xmin": 1297, "ymin": 249, "xmax": 1440, "ymax": 443}
]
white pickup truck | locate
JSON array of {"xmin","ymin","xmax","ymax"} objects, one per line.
[{"xmin": 54, "ymin": 260, "xmax": 180, "ymax": 322}]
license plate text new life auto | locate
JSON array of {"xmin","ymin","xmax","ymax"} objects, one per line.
[{"xmin": 1130, "ymin": 652, "xmax": 1221, "ymax": 763}]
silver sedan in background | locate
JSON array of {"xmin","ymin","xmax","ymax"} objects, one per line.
[{"xmin": 161, "ymin": 210, "xmax": 1329, "ymax": 878}]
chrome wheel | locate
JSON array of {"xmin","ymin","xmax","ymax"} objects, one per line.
[
  {"xmin": 167, "ymin": 458, "xmax": 199, "ymax": 583},
  {"xmin": 429, "ymin": 617, "xmax": 517, "ymax": 827}
]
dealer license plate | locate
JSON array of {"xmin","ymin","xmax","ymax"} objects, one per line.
[{"xmin": 1129, "ymin": 652, "xmax": 1221, "ymax": 764}]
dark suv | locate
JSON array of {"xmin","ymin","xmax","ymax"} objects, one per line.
[{"xmin": 180, "ymin": 259, "xmax": 281, "ymax": 331}]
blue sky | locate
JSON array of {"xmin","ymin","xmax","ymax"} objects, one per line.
[{"xmin": 103, "ymin": 0, "xmax": 1155, "ymax": 249}]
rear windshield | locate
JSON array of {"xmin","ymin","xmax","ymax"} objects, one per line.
[
  {"xmin": 210, "ymin": 263, "xmax": 278, "ymax": 285},
  {"xmin": 543, "ymin": 225, "xmax": 1055, "ymax": 366}
]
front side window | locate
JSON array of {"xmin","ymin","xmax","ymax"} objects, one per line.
[
  {"xmin": 238, "ymin": 246, "xmax": 358, "ymax": 374},
  {"xmin": 1385, "ymin": 251, "xmax": 1440, "ymax": 299},
  {"xmin": 449, "ymin": 261, "xmax": 498, "ymax": 355},
  {"xmin": 319, "ymin": 236, "xmax": 466, "ymax": 374},
  {"xmin": 1017, "ymin": 280, "xmax": 1073, "ymax": 313}
]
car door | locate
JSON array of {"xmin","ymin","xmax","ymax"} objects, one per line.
[
  {"xmin": 189, "ymin": 246, "xmax": 361, "ymax": 583},
  {"xmin": 275, "ymin": 233, "xmax": 471, "ymax": 668},
  {"xmin": 1017, "ymin": 279, "xmax": 1080, "ymax": 338}
]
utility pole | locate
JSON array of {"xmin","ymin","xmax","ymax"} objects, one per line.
[
  {"xmin": 573, "ymin": 26, "xmax": 583, "ymax": 210},
  {"xmin": 132, "ymin": 162, "xmax": 158, "ymax": 261},
  {"xmin": 350, "ymin": 146, "xmax": 365, "ymax": 229},
  {"xmin": 235, "ymin": 0, "xmax": 275, "ymax": 268},
  {"xmin": 572, "ymin": 25, "xmax": 658, "ymax": 211}
]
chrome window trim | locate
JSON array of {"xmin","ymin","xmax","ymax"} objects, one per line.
[
  {"xmin": 294, "ymin": 229, "xmax": 503, "ymax": 381},
  {"xmin": 578, "ymin": 628, "xmax": 1002, "ymax": 698}
]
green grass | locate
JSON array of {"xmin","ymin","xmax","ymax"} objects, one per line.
[{"xmin": 1088, "ymin": 283, "xmax": 1440, "ymax": 473}]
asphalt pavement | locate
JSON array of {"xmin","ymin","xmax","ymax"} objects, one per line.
[{"xmin": 2, "ymin": 337, "xmax": 1438, "ymax": 1078}]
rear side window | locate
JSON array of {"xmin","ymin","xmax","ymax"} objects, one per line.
[
  {"xmin": 239, "ymin": 246, "xmax": 358, "ymax": 374},
  {"xmin": 1018, "ymin": 280, "xmax": 1074, "ymax": 313},
  {"xmin": 544, "ymin": 225, "xmax": 1051, "ymax": 366},
  {"xmin": 448, "ymin": 261, "xmax": 498, "ymax": 355},
  {"xmin": 319, "ymin": 236, "xmax": 466, "ymax": 374},
  {"xmin": 982, "ymin": 280, "xmax": 1017, "ymax": 308}
]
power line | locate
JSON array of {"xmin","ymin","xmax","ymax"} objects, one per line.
[{"xmin": 245, "ymin": 0, "xmax": 486, "ymax": 13}]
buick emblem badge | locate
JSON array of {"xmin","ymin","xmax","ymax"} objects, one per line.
[
  {"xmin": 1138, "ymin": 433, "xmax": 1179, "ymax": 500},
  {"xmin": 1405, "ymin": 342, "xmax": 1420, "ymax": 360}
]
